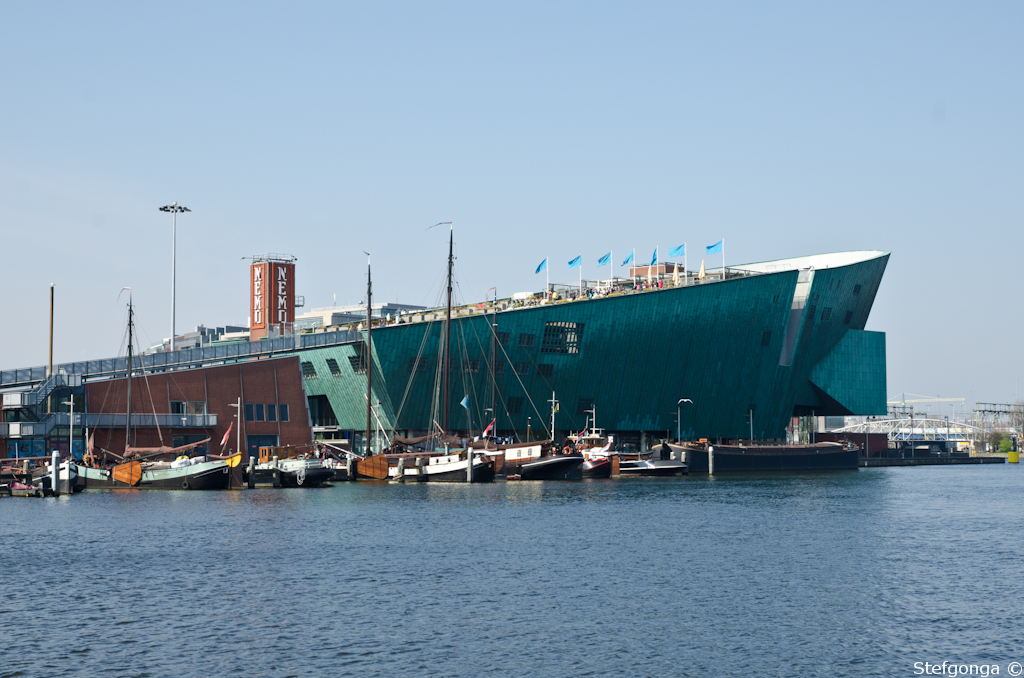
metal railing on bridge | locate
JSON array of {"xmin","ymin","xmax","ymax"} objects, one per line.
[
  {"xmin": 0, "ymin": 330, "xmax": 360, "ymax": 389},
  {"xmin": 0, "ymin": 412, "xmax": 219, "ymax": 438}
]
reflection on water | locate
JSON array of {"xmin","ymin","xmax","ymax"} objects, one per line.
[{"xmin": 1, "ymin": 465, "xmax": 1021, "ymax": 677}]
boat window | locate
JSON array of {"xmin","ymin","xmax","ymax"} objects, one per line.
[
  {"xmin": 244, "ymin": 404, "xmax": 255, "ymax": 422},
  {"xmin": 280, "ymin": 404, "xmax": 289, "ymax": 422},
  {"xmin": 255, "ymin": 404, "xmax": 265, "ymax": 422},
  {"xmin": 267, "ymin": 404, "xmax": 277, "ymax": 422}
]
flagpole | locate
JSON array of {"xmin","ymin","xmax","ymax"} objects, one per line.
[
  {"xmin": 579, "ymin": 252, "xmax": 582, "ymax": 293},
  {"xmin": 684, "ymin": 243, "xmax": 688, "ymax": 287},
  {"xmin": 723, "ymin": 239, "xmax": 726, "ymax": 281}
]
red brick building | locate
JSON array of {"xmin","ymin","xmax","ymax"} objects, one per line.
[{"xmin": 86, "ymin": 356, "xmax": 312, "ymax": 463}]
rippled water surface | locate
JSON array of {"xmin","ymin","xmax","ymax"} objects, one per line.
[{"xmin": 3, "ymin": 465, "xmax": 1023, "ymax": 677}]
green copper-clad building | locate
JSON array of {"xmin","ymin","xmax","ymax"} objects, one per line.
[{"xmin": 300, "ymin": 250, "xmax": 889, "ymax": 446}]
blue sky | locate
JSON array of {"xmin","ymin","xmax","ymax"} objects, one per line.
[{"xmin": 1, "ymin": 2, "xmax": 1021, "ymax": 410}]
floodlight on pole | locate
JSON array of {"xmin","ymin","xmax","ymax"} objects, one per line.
[{"xmin": 159, "ymin": 202, "xmax": 191, "ymax": 352}]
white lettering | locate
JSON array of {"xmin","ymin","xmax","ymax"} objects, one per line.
[
  {"xmin": 254, "ymin": 310, "xmax": 262, "ymax": 324},
  {"xmin": 277, "ymin": 267, "xmax": 287, "ymax": 281},
  {"xmin": 278, "ymin": 280, "xmax": 287, "ymax": 296},
  {"xmin": 278, "ymin": 294, "xmax": 287, "ymax": 309},
  {"xmin": 253, "ymin": 267, "xmax": 262, "ymax": 281},
  {"xmin": 278, "ymin": 309, "xmax": 288, "ymax": 322}
]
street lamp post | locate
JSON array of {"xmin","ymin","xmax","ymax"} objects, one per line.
[
  {"xmin": 676, "ymin": 398, "xmax": 693, "ymax": 441},
  {"xmin": 159, "ymin": 202, "xmax": 191, "ymax": 352}
]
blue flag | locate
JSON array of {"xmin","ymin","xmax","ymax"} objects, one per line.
[
  {"xmin": 460, "ymin": 395, "xmax": 469, "ymax": 410},
  {"xmin": 622, "ymin": 249, "xmax": 634, "ymax": 266},
  {"xmin": 535, "ymin": 258, "xmax": 548, "ymax": 274},
  {"xmin": 650, "ymin": 247, "xmax": 658, "ymax": 267},
  {"xmin": 568, "ymin": 255, "xmax": 582, "ymax": 270},
  {"xmin": 706, "ymin": 240, "xmax": 723, "ymax": 254},
  {"xmin": 597, "ymin": 252, "xmax": 611, "ymax": 267},
  {"xmin": 669, "ymin": 244, "xmax": 686, "ymax": 258}
]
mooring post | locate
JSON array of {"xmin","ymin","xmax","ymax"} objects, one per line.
[
  {"xmin": 247, "ymin": 456, "xmax": 256, "ymax": 489},
  {"xmin": 396, "ymin": 457, "xmax": 405, "ymax": 480},
  {"xmin": 466, "ymin": 448, "xmax": 474, "ymax": 483},
  {"xmin": 51, "ymin": 451, "xmax": 59, "ymax": 495},
  {"xmin": 708, "ymin": 445, "xmax": 715, "ymax": 476},
  {"xmin": 346, "ymin": 455, "xmax": 354, "ymax": 481},
  {"xmin": 416, "ymin": 456, "xmax": 424, "ymax": 480}
]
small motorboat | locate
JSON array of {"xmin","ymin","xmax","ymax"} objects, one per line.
[
  {"xmin": 617, "ymin": 458, "xmax": 688, "ymax": 476},
  {"xmin": 581, "ymin": 455, "xmax": 612, "ymax": 478},
  {"xmin": 256, "ymin": 447, "xmax": 334, "ymax": 487}
]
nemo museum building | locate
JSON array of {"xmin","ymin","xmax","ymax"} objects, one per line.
[
  {"xmin": 298, "ymin": 250, "xmax": 890, "ymax": 448},
  {"xmin": 0, "ymin": 251, "xmax": 889, "ymax": 457}
]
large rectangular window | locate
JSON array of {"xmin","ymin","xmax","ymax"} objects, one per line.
[
  {"xmin": 267, "ymin": 404, "xmax": 277, "ymax": 422},
  {"xmin": 541, "ymin": 322, "xmax": 584, "ymax": 355},
  {"xmin": 280, "ymin": 404, "xmax": 290, "ymax": 422},
  {"xmin": 244, "ymin": 403, "xmax": 255, "ymax": 422},
  {"xmin": 255, "ymin": 404, "xmax": 265, "ymax": 422}
]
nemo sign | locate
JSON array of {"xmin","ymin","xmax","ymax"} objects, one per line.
[{"xmin": 250, "ymin": 259, "xmax": 295, "ymax": 337}]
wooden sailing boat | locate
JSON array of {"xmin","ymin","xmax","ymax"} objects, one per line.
[
  {"xmin": 77, "ymin": 294, "xmax": 239, "ymax": 489},
  {"xmin": 355, "ymin": 254, "xmax": 390, "ymax": 480}
]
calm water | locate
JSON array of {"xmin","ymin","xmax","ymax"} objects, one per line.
[{"xmin": 2, "ymin": 465, "xmax": 1022, "ymax": 677}]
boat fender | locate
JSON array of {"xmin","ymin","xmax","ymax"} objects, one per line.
[{"xmin": 182, "ymin": 481, "xmax": 190, "ymax": 490}]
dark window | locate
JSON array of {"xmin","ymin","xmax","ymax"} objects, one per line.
[
  {"xmin": 493, "ymin": 362, "xmax": 505, "ymax": 375},
  {"xmin": 537, "ymin": 364, "xmax": 553, "ymax": 377},
  {"xmin": 301, "ymin": 361, "xmax": 317, "ymax": 378},
  {"xmin": 170, "ymin": 401, "xmax": 184, "ymax": 415},
  {"xmin": 541, "ymin": 321, "xmax": 584, "ymax": 355},
  {"xmin": 497, "ymin": 331, "xmax": 511, "ymax": 347},
  {"xmin": 255, "ymin": 404, "xmax": 265, "ymax": 422},
  {"xmin": 407, "ymin": 357, "xmax": 429, "ymax": 373},
  {"xmin": 821, "ymin": 307, "xmax": 832, "ymax": 322},
  {"xmin": 267, "ymin": 404, "xmax": 277, "ymax": 422},
  {"xmin": 514, "ymin": 362, "xmax": 531, "ymax": 376},
  {"xmin": 772, "ymin": 294, "xmax": 780, "ymax": 304},
  {"xmin": 186, "ymin": 401, "xmax": 205, "ymax": 416},
  {"xmin": 853, "ymin": 284, "xmax": 862, "ymax": 296},
  {"xmin": 577, "ymin": 398, "xmax": 593, "ymax": 415},
  {"xmin": 244, "ymin": 403, "xmax": 254, "ymax": 422},
  {"xmin": 844, "ymin": 310, "xmax": 853, "ymax": 325},
  {"xmin": 326, "ymin": 358, "xmax": 342, "ymax": 377},
  {"xmin": 280, "ymin": 404, "xmax": 289, "ymax": 422},
  {"xmin": 348, "ymin": 355, "xmax": 367, "ymax": 374},
  {"xmin": 463, "ymin": 358, "xmax": 481, "ymax": 373},
  {"xmin": 507, "ymin": 396, "xmax": 523, "ymax": 414},
  {"xmin": 760, "ymin": 331, "xmax": 771, "ymax": 347},
  {"xmin": 307, "ymin": 396, "xmax": 333, "ymax": 427},
  {"xmin": 807, "ymin": 305, "xmax": 817, "ymax": 324},
  {"xmin": 518, "ymin": 334, "xmax": 535, "ymax": 348}
]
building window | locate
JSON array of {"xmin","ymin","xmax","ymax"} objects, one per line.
[
  {"xmin": 493, "ymin": 362, "xmax": 505, "ymax": 375},
  {"xmin": 186, "ymin": 401, "xmax": 205, "ymax": 416},
  {"xmin": 407, "ymin": 357, "xmax": 429, "ymax": 373},
  {"xmin": 514, "ymin": 362, "xmax": 531, "ymax": 376},
  {"xmin": 844, "ymin": 311, "xmax": 853, "ymax": 325},
  {"xmin": 244, "ymin": 404, "xmax": 255, "ymax": 422},
  {"xmin": 576, "ymin": 397, "xmax": 593, "ymax": 415},
  {"xmin": 507, "ymin": 396, "xmax": 523, "ymax": 414},
  {"xmin": 807, "ymin": 305, "xmax": 817, "ymax": 325},
  {"xmin": 518, "ymin": 334, "xmax": 535, "ymax": 348},
  {"xmin": 463, "ymin": 358, "xmax": 481, "ymax": 373},
  {"xmin": 496, "ymin": 331, "xmax": 511, "ymax": 347},
  {"xmin": 301, "ymin": 361, "xmax": 317, "ymax": 378},
  {"xmin": 267, "ymin": 404, "xmax": 277, "ymax": 422},
  {"xmin": 537, "ymin": 364, "xmax": 553, "ymax": 377},
  {"xmin": 821, "ymin": 307, "xmax": 832, "ymax": 322},
  {"xmin": 349, "ymin": 345, "xmax": 368, "ymax": 374},
  {"xmin": 853, "ymin": 284, "xmax": 862, "ymax": 296},
  {"xmin": 280, "ymin": 404, "xmax": 289, "ymax": 422},
  {"xmin": 541, "ymin": 322, "xmax": 584, "ymax": 355},
  {"xmin": 255, "ymin": 404, "xmax": 265, "ymax": 422},
  {"xmin": 170, "ymin": 401, "xmax": 184, "ymax": 415},
  {"xmin": 760, "ymin": 331, "xmax": 771, "ymax": 347},
  {"xmin": 326, "ymin": 358, "xmax": 342, "ymax": 377}
]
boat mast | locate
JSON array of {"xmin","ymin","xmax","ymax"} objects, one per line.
[
  {"xmin": 443, "ymin": 224, "xmax": 453, "ymax": 434},
  {"xmin": 364, "ymin": 252, "xmax": 372, "ymax": 456},
  {"xmin": 490, "ymin": 286, "xmax": 496, "ymax": 441},
  {"xmin": 126, "ymin": 297, "xmax": 134, "ymax": 450}
]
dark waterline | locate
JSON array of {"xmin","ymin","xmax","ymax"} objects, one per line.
[{"xmin": 2, "ymin": 466, "xmax": 1022, "ymax": 677}]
